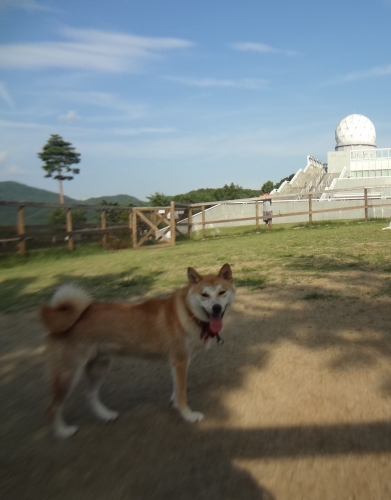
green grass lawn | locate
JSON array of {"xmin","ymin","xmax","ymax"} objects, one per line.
[{"xmin": 1, "ymin": 219, "xmax": 390, "ymax": 313}]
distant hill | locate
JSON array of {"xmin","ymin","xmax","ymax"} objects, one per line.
[
  {"xmin": 0, "ymin": 181, "xmax": 145, "ymax": 226},
  {"xmin": 0, "ymin": 181, "xmax": 75, "ymax": 205},
  {"xmin": 82, "ymin": 194, "xmax": 143, "ymax": 206}
]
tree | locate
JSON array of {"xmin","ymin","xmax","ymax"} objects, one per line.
[
  {"xmin": 147, "ymin": 192, "xmax": 171, "ymax": 207},
  {"xmin": 149, "ymin": 184, "xmax": 264, "ymax": 205},
  {"xmin": 275, "ymin": 173, "xmax": 295, "ymax": 189},
  {"xmin": 47, "ymin": 207, "xmax": 87, "ymax": 225},
  {"xmin": 97, "ymin": 200, "xmax": 134, "ymax": 224},
  {"xmin": 38, "ymin": 134, "xmax": 81, "ymax": 204},
  {"xmin": 261, "ymin": 180, "xmax": 274, "ymax": 193}
]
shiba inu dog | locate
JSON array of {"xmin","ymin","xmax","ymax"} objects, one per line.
[{"xmin": 41, "ymin": 264, "xmax": 235, "ymax": 438}]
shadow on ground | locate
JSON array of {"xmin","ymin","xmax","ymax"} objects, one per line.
[
  {"xmin": 0, "ymin": 267, "xmax": 165, "ymax": 313},
  {"xmin": 2, "ymin": 273, "xmax": 391, "ymax": 498}
]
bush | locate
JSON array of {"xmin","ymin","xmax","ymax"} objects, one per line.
[
  {"xmin": 98, "ymin": 200, "xmax": 133, "ymax": 224},
  {"xmin": 47, "ymin": 208, "xmax": 87, "ymax": 225}
]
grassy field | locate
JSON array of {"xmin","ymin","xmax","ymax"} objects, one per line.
[
  {"xmin": 1, "ymin": 218, "xmax": 390, "ymax": 313},
  {"xmin": 2, "ymin": 218, "xmax": 391, "ymax": 499}
]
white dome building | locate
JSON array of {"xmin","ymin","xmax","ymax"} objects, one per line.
[
  {"xmin": 327, "ymin": 113, "xmax": 391, "ymax": 188},
  {"xmin": 272, "ymin": 112, "xmax": 391, "ymax": 200},
  {"xmin": 335, "ymin": 114, "xmax": 376, "ymax": 151}
]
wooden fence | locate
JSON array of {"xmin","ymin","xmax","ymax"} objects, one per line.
[
  {"xmin": 1, "ymin": 186, "xmax": 390, "ymax": 254},
  {"xmin": 185, "ymin": 187, "xmax": 391, "ymax": 238},
  {"xmin": 0, "ymin": 201, "xmax": 186, "ymax": 254},
  {"xmin": 132, "ymin": 203, "xmax": 183, "ymax": 249}
]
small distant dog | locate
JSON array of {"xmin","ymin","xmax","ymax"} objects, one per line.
[{"xmin": 41, "ymin": 264, "xmax": 236, "ymax": 438}]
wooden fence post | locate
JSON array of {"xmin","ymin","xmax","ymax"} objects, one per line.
[
  {"xmin": 66, "ymin": 207, "xmax": 74, "ymax": 250},
  {"xmin": 152, "ymin": 210, "xmax": 157, "ymax": 242},
  {"xmin": 202, "ymin": 205, "xmax": 206, "ymax": 238},
  {"xmin": 101, "ymin": 209, "xmax": 107, "ymax": 246},
  {"xmin": 128, "ymin": 210, "xmax": 132, "ymax": 230},
  {"xmin": 308, "ymin": 194, "xmax": 313, "ymax": 226},
  {"xmin": 128, "ymin": 210, "xmax": 133, "ymax": 229},
  {"xmin": 255, "ymin": 200, "xmax": 259, "ymax": 231},
  {"xmin": 170, "ymin": 202, "xmax": 176, "ymax": 246},
  {"xmin": 188, "ymin": 207, "xmax": 193, "ymax": 239},
  {"xmin": 132, "ymin": 208, "xmax": 138, "ymax": 249},
  {"xmin": 364, "ymin": 188, "xmax": 368, "ymax": 221},
  {"xmin": 18, "ymin": 205, "xmax": 26, "ymax": 255}
]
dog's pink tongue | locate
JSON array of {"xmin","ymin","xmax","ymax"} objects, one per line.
[{"xmin": 210, "ymin": 316, "xmax": 223, "ymax": 333}]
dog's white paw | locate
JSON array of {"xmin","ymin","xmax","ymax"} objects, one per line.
[
  {"xmin": 97, "ymin": 407, "xmax": 119, "ymax": 422},
  {"xmin": 55, "ymin": 424, "xmax": 78, "ymax": 439},
  {"xmin": 180, "ymin": 407, "xmax": 204, "ymax": 423},
  {"xmin": 91, "ymin": 400, "xmax": 119, "ymax": 422}
]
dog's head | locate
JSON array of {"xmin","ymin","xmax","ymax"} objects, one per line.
[{"xmin": 187, "ymin": 263, "xmax": 236, "ymax": 333}]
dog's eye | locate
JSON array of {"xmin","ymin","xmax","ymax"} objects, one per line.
[
  {"xmin": 201, "ymin": 293, "xmax": 209, "ymax": 298},
  {"xmin": 219, "ymin": 290, "xmax": 226, "ymax": 296}
]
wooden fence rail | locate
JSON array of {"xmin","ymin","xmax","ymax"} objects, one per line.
[
  {"xmin": 187, "ymin": 187, "xmax": 391, "ymax": 234},
  {"xmin": 0, "ymin": 201, "xmax": 180, "ymax": 253},
  {"xmin": 1, "ymin": 187, "xmax": 390, "ymax": 254},
  {"xmin": 0, "ymin": 201, "xmax": 134, "ymax": 254}
]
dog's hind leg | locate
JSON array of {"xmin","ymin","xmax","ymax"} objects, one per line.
[
  {"xmin": 85, "ymin": 355, "xmax": 119, "ymax": 422},
  {"xmin": 47, "ymin": 355, "xmax": 85, "ymax": 439},
  {"xmin": 171, "ymin": 358, "xmax": 204, "ymax": 423},
  {"xmin": 169, "ymin": 365, "xmax": 178, "ymax": 407}
]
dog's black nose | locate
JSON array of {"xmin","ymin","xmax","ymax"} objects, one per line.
[{"xmin": 212, "ymin": 304, "xmax": 222, "ymax": 314}]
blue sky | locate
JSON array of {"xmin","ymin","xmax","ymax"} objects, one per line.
[{"xmin": 1, "ymin": 0, "xmax": 391, "ymax": 201}]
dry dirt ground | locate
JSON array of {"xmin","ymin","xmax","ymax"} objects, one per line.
[{"xmin": 2, "ymin": 273, "xmax": 391, "ymax": 499}]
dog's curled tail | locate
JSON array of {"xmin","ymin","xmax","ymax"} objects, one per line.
[{"xmin": 41, "ymin": 284, "xmax": 93, "ymax": 335}]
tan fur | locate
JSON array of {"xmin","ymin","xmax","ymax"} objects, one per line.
[
  {"xmin": 41, "ymin": 264, "xmax": 235, "ymax": 438},
  {"xmin": 41, "ymin": 284, "xmax": 92, "ymax": 334}
]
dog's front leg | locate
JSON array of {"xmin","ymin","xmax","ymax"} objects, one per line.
[{"xmin": 171, "ymin": 358, "xmax": 204, "ymax": 423}]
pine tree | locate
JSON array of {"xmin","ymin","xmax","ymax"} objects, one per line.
[{"xmin": 38, "ymin": 134, "xmax": 81, "ymax": 203}]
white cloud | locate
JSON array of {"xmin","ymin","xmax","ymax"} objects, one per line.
[
  {"xmin": 59, "ymin": 110, "xmax": 80, "ymax": 122},
  {"xmin": 114, "ymin": 127, "xmax": 177, "ymax": 136},
  {"xmin": 0, "ymin": 0, "xmax": 55, "ymax": 12},
  {"xmin": 0, "ymin": 151, "xmax": 8, "ymax": 163},
  {"xmin": 0, "ymin": 28, "xmax": 194, "ymax": 73},
  {"xmin": 230, "ymin": 42, "xmax": 299, "ymax": 57},
  {"xmin": 327, "ymin": 63, "xmax": 391, "ymax": 85},
  {"xmin": 165, "ymin": 76, "xmax": 267, "ymax": 89},
  {"xmin": 58, "ymin": 90, "xmax": 146, "ymax": 115},
  {"xmin": 48, "ymin": 91, "xmax": 147, "ymax": 123},
  {"xmin": 6, "ymin": 165, "xmax": 26, "ymax": 175},
  {"xmin": 0, "ymin": 82, "xmax": 13, "ymax": 106},
  {"xmin": 83, "ymin": 126, "xmax": 318, "ymax": 162},
  {"xmin": 0, "ymin": 119, "xmax": 46, "ymax": 129}
]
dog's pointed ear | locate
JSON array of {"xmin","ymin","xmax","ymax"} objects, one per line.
[
  {"xmin": 188, "ymin": 267, "xmax": 202, "ymax": 285},
  {"xmin": 218, "ymin": 263, "xmax": 233, "ymax": 281}
]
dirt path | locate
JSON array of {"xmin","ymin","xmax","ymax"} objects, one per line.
[{"xmin": 2, "ymin": 276, "xmax": 391, "ymax": 499}]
